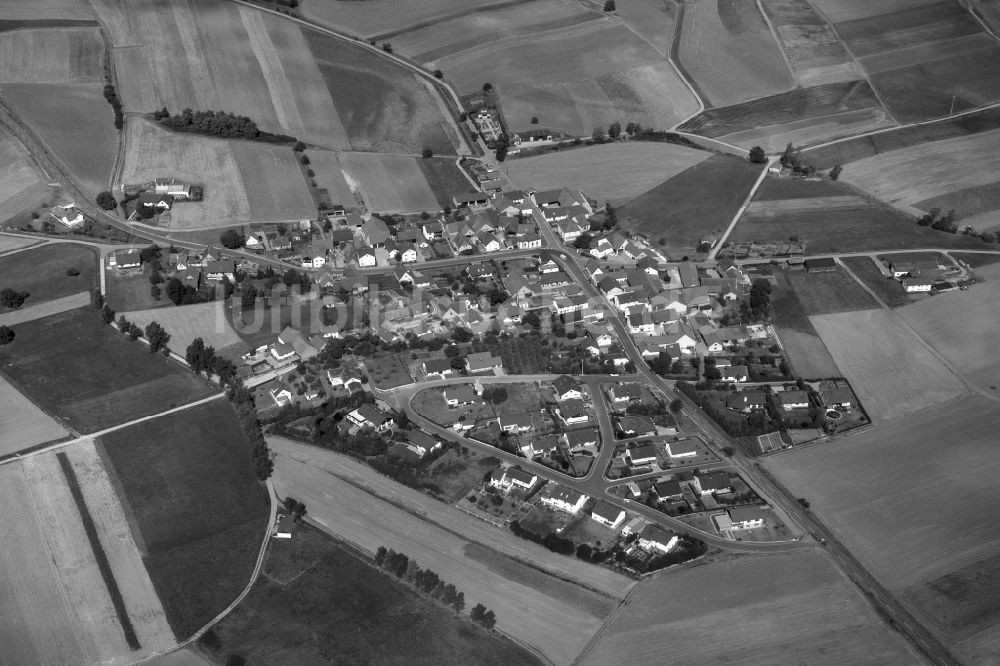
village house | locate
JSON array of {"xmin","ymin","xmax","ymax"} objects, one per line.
[
  {"xmin": 422, "ymin": 357, "xmax": 454, "ymax": 379},
  {"xmin": 637, "ymin": 525, "xmax": 678, "ymax": 554},
  {"xmin": 726, "ymin": 390, "xmax": 766, "ymax": 412},
  {"xmin": 466, "ymin": 351, "xmax": 503, "ymax": 375},
  {"xmin": 626, "ymin": 442, "xmax": 658, "ymax": 467},
  {"xmin": 540, "ymin": 484, "xmax": 588, "ymax": 515},
  {"xmin": 778, "ymin": 389, "xmax": 809, "ymax": 411},
  {"xmin": 49, "ymin": 203, "xmax": 87, "ymax": 228},
  {"xmin": 270, "ymin": 386, "xmax": 293, "ymax": 407},
  {"xmin": 405, "ymin": 430, "xmax": 442, "ymax": 458},
  {"xmin": 498, "ymin": 413, "xmax": 533, "ymax": 434},
  {"xmin": 666, "ymin": 440, "xmax": 697, "ymax": 459},
  {"xmin": 137, "ymin": 191, "xmax": 173, "ymax": 210},
  {"xmin": 109, "ymin": 248, "xmax": 142, "ymax": 270},
  {"xmin": 347, "ymin": 403, "xmax": 394, "ymax": 432},
  {"xmin": 327, "ymin": 367, "xmax": 363, "ymax": 392},
  {"xmin": 719, "ymin": 365, "xmax": 749, "ymax": 383},
  {"xmin": 591, "ymin": 501, "xmax": 626, "ymax": 529},
  {"xmin": 552, "ymin": 375, "xmax": 582, "ymax": 401},
  {"xmin": 205, "ymin": 259, "xmax": 235, "ymax": 282},
  {"xmin": 821, "ymin": 386, "xmax": 853, "ymax": 409},
  {"xmin": 522, "ymin": 433, "xmax": 560, "ymax": 457},
  {"xmin": 727, "ymin": 505, "xmax": 766, "ymax": 530},
  {"xmin": 608, "ymin": 383, "xmax": 643, "ymax": 405},
  {"xmin": 693, "ymin": 470, "xmax": 732, "ymax": 496},
  {"xmin": 489, "ymin": 466, "xmax": 538, "ymax": 493},
  {"xmin": 564, "ymin": 428, "xmax": 599, "ymax": 452},
  {"xmin": 444, "ymin": 384, "xmax": 477, "ymax": 407},
  {"xmin": 653, "ymin": 479, "xmax": 683, "ymax": 501},
  {"xmin": 357, "ymin": 246, "xmax": 377, "ymax": 267},
  {"xmin": 555, "ymin": 399, "xmax": 589, "ymax": 426},
  {"xmin": 616, "ymin": 415, "xmax": 657, "ymax": 438}
]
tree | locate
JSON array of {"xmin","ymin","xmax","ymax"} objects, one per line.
[
  {"xmin": 299, "ymin": 153, "xmax": 310, "ymax": 166},
  {"xmin": 282, "ymin": 268, "xmax": 300, "ymax": 287},
  {"xmin": 530, "ymin": 116, "xmax": 538, "ymax": 124},
  {"xmin": 483, "ymin": 386, "xmax": 508, "ymax": 404},
  {"xmin": 829, "ymin": 164, "xmax": 842, "ymax": 181},
  {"xmin": 96, "ymin": 191, "xmax": 117, "ymax": 210},
  {"xmin": 573, "ymin": 232, "xmax": 593, "ymax": 250},
  {"xmin": 241, "ymin": 283, "xmax": 257, "ymax": 309},
  {"xmin": 603, "ymin": 0, "xmax": 615, "ymax": 10},
  {"xmin": 608, "ymin": 121, "xmax": 622, "ymax": 139},
  {"xmin": 748, "ymin": 145, "xmax": 767, "ymax": 164},
  {"xmin": 117, "ymin": 314, "xmax": 130, "ymax": 333},
  {"xmin": 592, "ymin": 127, "xmax": 605, "ymax": 142},
  {"xmin": 433, "ymin": 69, "xmax": 443, "ymax": 79},
  {"xmin": 187, "ymin": 337, "xmax": 206, "ymax": 373},
  {"xmin": 128, "ymin": 323, "xmax": 142, "ymax": 341},
  {"xmin": 219, "ymin": 228, "xmax": 244, "ymax": 249},
  {"xmin": 482, "ymin": 82, "xmax": 493, "ymax": 92},
  {"xmin": 375, "ymin": 546, "xmax": 388, "ymax": 567},
  {"xmin": 293, "ymin": 140, "xmax": 306, "ymax": 152},
  {"xmin": 452, "ymin": 327, "xmax": 473, "ymax": 343},
  {"xmin": 165, "ymin": 277, "xmax": 184, "ymax": 305},
  {"xmin": 471, "ymin": 603, "xmax": 486, "ymax": 623},
  {"xmin": 381, "ymin": 42, "xmax": 393, "ymax": 53},
  {"xmin": 421, "ymin": 147, "xmax": 434, "ymax": 159},
  {"xmin": 144, "ymin": 321, "xmax": 170, "ymax": 353},
  {"xmin": 0, "ymin": 325, "xmax": 13, "ymax": 345},
  {"xmin": 779, "ymin": 142, "xmax": 799, "ymax": 168},
  {"xmin": 669, "ymin": 398, "xmax": 683, "ymax": 413},
  {"xmin": 100, "ymin": 303, "xmax": 115, "ymax": 324},
  {"xmin": 0, "ymin": 288, "xmax": 29, "ymax": 309},
  {"xmin": 452, "ymin": 591, "xmax": 465, "ymax": 612}
]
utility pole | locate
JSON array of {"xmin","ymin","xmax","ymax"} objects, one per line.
[{"xmin": 949, "ymin": 95, "xmax": 956, "ymax": 116}]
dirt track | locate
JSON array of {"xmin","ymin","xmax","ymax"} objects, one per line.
[{"xmin": 0, "ymin": 291, "xmax": 90, "ymax": 326}]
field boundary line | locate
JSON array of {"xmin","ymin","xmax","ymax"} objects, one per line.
[
  {"xmin": 664, "ymin": 3, "xmax": 707, "ymax": 125},
  {"xmin": 706, "ymin": 157, "xmax": 772, "ymax": 260},
  {"xmin": 754, "ymin": 0, "xmax": 797, "ymax": 85},
  {"xmin": 960, "ymin": 0, "xmax": 1000, "ymax": 43},
  {"xmin": 362, "ymin": 0, "xmax": 536, "ymax": 41}
]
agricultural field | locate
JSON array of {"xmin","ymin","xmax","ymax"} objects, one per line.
[
  {"xmin": 1, "ymin": 83, "xmax": 118, "ymax": 194},
  {"xmin": 506, "ymin": 142, "xmax": 710, "ymax": 205},
  {"xmin": 769, "ymin": 269, "xmax": 841, "ymax": 379},
  {"xmin": 0, "ymin": 243, "xmax": 97, "ymax": 306},
  {"xmin": 618, "ymin": 154, "xmax": 762, "ymax": 256},
  {"xmin": 434, "ymin": 19, "xmax": 698, "ymax": 136},
  {"xmin": 0, "ymin": 234, "xmax": 39, "ymax": 253},
  {"xmin": 580, "ymin": 550, "xmax": 923, "ymax": 665},
  {"xmin": 0, "ymin": 0, "xmax": 98, "ymax": 22},
  {"xmin": 0, "ymin": 126, "xmax": 50, "ymax": 225},
  {"xmin": 0, "ymin": 443, "xmax": 174, "ymax": 665},
  {"xmin": 978, "ymin": 0, "xmax": 1000, "ymax": 32},
  {"xmin": 100, "ymin": 400, "xmax": 271, "ymax": 638},
  {"xmin": 898, "ymin": 262, "xmax": 1000, "ymax": 391},
  {"xmin": 677, "ymin": 0, "xmax": 794, "ymax": 107},
  {"xmin": 916, "ymin": 183, "xmax": 1000, "ymax": 229},
  {"xmin": 841, "ymin": 256, "xmax": 911, "ymax": 307},
  {"xmin": 208, "ymin": 522, "xmax": 540, "ymax": 665},
  {"xmin": 610, "ymin": 0, "xmax": 676, "ymax": 54},
  {"xmin": 300, "ymin": 0, "xmax": 512, "ymax": 38},
  {"xmin": 304, "ymin": 28, "xmax": 464, "ymax": 155},
  {"xmin": 778, "ymin": 266, "xmax": 879, "ymax": 315},
  {"xmin": 0, "ymin": 291, "xmax": 92, "ymax": 327},
  {"xmin": 0, "ymin": 26, "xmax": 103, "ymax": 83},
  {"xmin": 230, "ymin": 141, "xmax": 316, "ymax": 223},
  {"xmin": 269, "ymin": 437, "xmax": 632, "ymax": 666},
  {"xmin": 340, "ymin": 153, "xmax": 441, "ymax": 214},
  {"xmin": 810, "ymin": 308, "xmax": 967, "ymax": 422},
  {"xmin": 307, "ymin": 150, "xmax": 358, "ymax": 209},
  {"xmin": 0, "ymin": 375, "xmax": 67, "ymax": 455},
  {"xmin": 105, "ymin": 269, "xmax": 172, "ymax": 312},
  {"xmin": 417, "ymin": 156, "xmax": 477, "ymax": 208},
  {"xmin": 765, "ymin": 396, "xmax": 1000, "ymax": 661},
  {"xmin": 0, "ymin": 306, "xmax": 216, "ymax": 433},
  {"xmin": 124, "ymin": 301, "xmax": 242, "ymax": 358},
  {"xmin": 758, "ymin": 0, "xmax": 857, "ymax": 86},
  {"xmin": 839, "ymin": 128, "xmax": 1000, "ymax": 219}
]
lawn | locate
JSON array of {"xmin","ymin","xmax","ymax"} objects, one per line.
[
  {"xmin": 840, "ymin": 256, "xmax": 911, "ymax": 307},
  {"xmin": 953, "ymin": 251, "xmax": 1000, "ymax": 268},
  {"xmin": 99, "ymin": 400, "xmax": 270, "ymax": 639},
  {"xmin": 411, "ymin": 386, "xmax": 493, "ymax": 427},
  {"xmin": 417, "ymin": 156, "xmax": 477, "ymax": 208},
  {"xmin": 0, "ymin": 307, "xmax": 216, "ymax": 432},
  {"xmin": 206, "ymin": 522, "xmax": 540, "ymax": 665},
  {"xmin": 105, "ymin": 269, "xmax": 171, "ymax": 312},
  {"xmin": 423, "ymin": 447, "xmax": 502, "ymax": 503},
  {"xmin": 764, "ymin": 396, "xmax": 1000, "ymax": 659},
  {"xmin": 618, "ymin": 155, "xmax": 762, "ymax": 256},
  {"xmin": 506, "ymin": 142, "xmax": 711, "ymax": 207},
  {"xmin": 580, "ymin": 550, "xmax": 922, "ymax": 665},
  {"xmin": 0, "ymin": 243, "xmax": 97, "ymax": 308},
  {"xmin": 364, "ymin": 353, "xmax": 413, "ymax": 389},
  {"xmin": 493, "ymin": 336, "xmax": 550, "ymax": 374}
]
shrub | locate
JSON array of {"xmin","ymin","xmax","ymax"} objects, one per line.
[{"xmin": 66, "ymin": 267, "xmax": 80, "ymax": 276}]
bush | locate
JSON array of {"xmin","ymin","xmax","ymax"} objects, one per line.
[
  {"xmin": 219, "ymin": 228, "xmax": 245, "ymax": 249},
  {"xmin": 0, "ymin": 325, "xmax": 13, "ymax": 345},
  {"xmin": 421, "ymin": 148, "xmax": 434, "ymax": 159},
  {"xmin": 96, "ymin": 191, "xmax": 118, "ymax": 210},
  {"xmin": 66, "ymin": 267, "xmax": 80, "ymax": 276}
]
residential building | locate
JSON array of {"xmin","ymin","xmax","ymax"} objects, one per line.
[
  {"xmin": 466, "ymin": 351, "xmax": 503, "ymax": 374},
  {"xmin": 616, "ymin": 415, "xmax": 656, "ymax": 438},
  {"xmin": 637, "ymin": 525, "xmax": 678, "ymax": 554},
  {"xmin": 444, "ymin": 384, "xmax": 477, "ymax": 407},
  {"xmin": 274, "ymin": 514, "xmax": 293, "ymax": 539},
  {"xmin": 719, "ymin": 365, "xmax": 749, "ymax": 383},
  {"xmin": 347, "ymin": 404, "xmax": 394, "ymax": 432},
  {"xmin": 489, "ymin": 467, "xmax": 538, "ymax": 493},
  {"xmin": 564, "ymin": 428, "xmax": 599, "ymax": 452},
  {"xmin": 608, "ymin": 383, "xmax": 643, "ymax": 405},
  {"xmin": 778, "ymin": 390, "xmax": 809, "ymax": 411},
  {"xmin": 626, "ymin": 443, "xmax": 658, "ymax": 467},
  {"xmin": 110, "ymin": 248, "xmax": 142, "ymax": 269},
  {"xmin": 205, "ymin": 260, "xmax": 235, "ymax": 282},
  {"xmin": 903, "ymin": 278, "xmax": 934, "ymax": 293},
  {"xmin": 405, "ymin": 430, "xmax": 442, "ymax": 458},
  {"xmin": 498, "ymin": 413, "xmax": 533, "ymax": 433},
  {"xmin": 666, "ymin": 440, "xmax": 697, "ymax": 458},
  {"xmin": 804, "ymin": 257, "xmax": 836, "ymax": 273},
  {"xmin": 653, "ymin": 479, "xmax": 683, "ymax": 500},
  {"xmin": 726, "ymin": 390, "xmax": 766, "ymax": 412},
  {"xmin": 49, "ymin": 203, "xmax": 86, "ymax": 228},
  {"xmin": 422, "ymin": 358, "xmax": 454, "ymax": 379},
  {"xmin": 540, "ymin": 484, "xmax": 588, "ymax": 514},
  {"xmin": 821, "ymin": 386, "xmax": 853, "ymax": 409},
  {"xmin": 728, "ymin": 505, "xmax": 766, "ymax": 530},
  {"xmin": 522, "ymin": 433, "xmax": 560, "ymax": 457},
  {"xmin": 693, "ymin": 470, "xmax": 732, "ymax": 495},
  {"xmin": 556, "ymin": 399, "xmax": 589, "ymax": 426},
  {"xmin": 553, "ymin": 375, "xmax": 582, "ymax": 401},
  {"xmin": 591, "ymin": 501, "xmax": 626, "ymax": 529}
]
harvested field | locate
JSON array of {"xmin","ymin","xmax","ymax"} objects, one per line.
[
  {"xmin": 417, "ymin": 156, "xmax": 477, "ymax": 208},
  {"xmin": 305, "ymin": 28, "xmax": 462, "ymax": 155},
  {"xmin": 840, "ymin": 128, "xmax": 1000, "ymax": 209},
  {"xmin": 679, "ymin": 80, "xmax": 882, "ymax": 139},
  {"xmin": 307, "ymin": 150, "xmax": 356, "ymax": 209},
  {"xmin": 803, "ymin": 106, "xmax": 1000, "ymax": 169},
  {"xmin": 269, "ymin": 437, "xmax": 632, "ymax": 665},
  {"xmin": 391, "ymin": 0, "xmax": 597, "ymax": 65},
  {"xmin": 2, "ymin": 83, "xmax": 117, "ymax": 193},
  {"xmin": 898, "ymin": 262, "xmax": 1000, "ymax": 391},
  {"xmin": 124, "ymin": 302, "xmax": 241, "ymax": 357},
  {"xmin": 0, "ymin": 307, "xmax": 216, "ymax": 433},
  {"xmin": 613, "ymin": 0, "xmax": 677, "ymax": 54},
  {"xmin": 0, "ymin": 242, "xmax": 97, "ymax": 306},
  {"xmin": 774, "ymin": 326, "xmax": 840, "ymax": 378},
  {"xmin": 121, "ymin": 119, "xmax": 250, "ymax": 229},
  {"xmin": 754, "ymin": 174, "xmax": 846, "ymax": 200},
  {"xmin": 100, "ymin": 400, "xmax": 270, "ymax": 638},
  {"xmin": 340, "ymin": 153, "xmax": 441, "ymax": 214},
  {"xmin": 810, "ymin": 308, "xmax": 967, "ymax": 421},
  {"xmin": 231, "ymin": 142, "xmax": 315, "ymax": 223},
  {"xmin": 720, "ymin": 106, "xmax": 895, "ymax": 152},
  {"xmin": 811, "ymin": 0, "xmax": 941, "ymax": 22},
  {"xmin": 870, "ymin": 46, "xmax": 1000, "ymax": 123},
  {"xmin": 677, "ymin": 0, "xmax": 794, "ymax": 107},
  {"xmin": 0, "ymin": 374, "xmax": 66, "ymax": 455},
  {"xmin": 581, "ymin": 550, "xmax": 923, "ymax": 665},
  {"xmin": 841, "ymin": 256, "xmax": 911, "ymax": 307},
  {"xmin": 0, "ymin": 26, "xmax": 103, "ymax": 82},
  {"xmin": 210, "ymin": 522, "xmax": 540, "ymax": 666},
  {"xmin": 0, "ymin": 127, "xmax": 48, "ymax": 223},
  {"xmin": 765, "ymin": 396, "xmax": 1000, "ymax": 650},
  {"xmin": 301, "ymin": 0, "xmax": 512, "ymax": 38},
  {"xmin": 618, "ymin": 154, "xmax": 762, "ymax": 255},
  {"xmin": 0, "ymin": 234, "xmax": 39, "ymax": 253},
  {"xmin": 436, "ymin": 19, "xmax": 698, "ymax": 136},
  {"xmin": 979, "ymin": 0, "xmax": 1000, "ymax": 32},
  {"xmin": 915, "ymin": 181, "xmax": 1000, "ymax": 221},
  {"xmin": 835, "ymin": 2, "xmax": 982, "ymax": 57},
  {"xmin": 859, "ymin": 33, "xmax": 996, "ymax": 75},
  {"xmin": 507, "ymin": 142, "xmax": 710, "ymax": 205},
  {"xmin": 781, "ymin": 266, "xmax": 879, "ymax": 314}
]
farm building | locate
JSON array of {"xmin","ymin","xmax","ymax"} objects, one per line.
[
  {"xmin": 887, "ymin": 255, "xmax": 940, "ymax": 277},
  {"xmin": 274, "ymin": 515, "xmax": 294, "ymax": 539},
  {"xmin": 540, "ymin": 484, "xmax": 588, "ymax": 514},
  {"xmin": 591, "ymin": 501, "xmax": 626, "ymax": 529},
  {"xmin": 902, "ymin": 278, "xmax": 934, "ymax": 293},
  {"xmin": 804, "ymin": 257, "xmax": 836, "ymax": 273}
]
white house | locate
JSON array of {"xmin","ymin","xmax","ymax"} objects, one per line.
[
  {"xmin": 902, "ymin": 278, "xmax": 933, "ymax": 293},
  {"xmin": 358, "ymin": 246, "xmax": 377, "ymax": 267},
  {"xmin": 666, "ymin": 440, "xmax": 698, "ymax": 459},
  {"xmin": 444, "ymin": 384, "xmax": 477, "ymax": 407},
  {"xmin": 497, "ymin": 413, "xmax": 533, "ymax": 433},
  {"xmin": 728, "ymin": 506, "xmax": 765, "ymax": 530},
  {"xmin": 347, "ymin": 404, "xmax": 394, "ymax": 432},
  {"xmin": 591, "ymin": 501, "xmax": 626, "ymax": 530},
  {"xmin": 626, "ymin": 443, "xmax": 658, "ymax": 467},
  {"xmin": 556, "ymin": 399, "xmax": 589, "ymax": 426},
  {"xmin": 552, "ymin": 375, "xmax": 583, "ymax": 401},
  {"xmin": 405, "ymin": 430, "xmax": 442, "ymax": 458},
  {"xmin": 274, "ymin": 515, "xmax": 293, "ymax": 539},
  {"xmin": 637, "ymin": 525, "xmax": 678, "ymax": 554},
  {"xmin": 489, "ymin": 467, "xmax": 538, "ymax": 493},
  {"xmin": 540, "ymin": 485, "xmax": 588, "ymax": 515},
  {"xmin": 49, "ymin": 203, "xmax": 86, "ymax": 228}
]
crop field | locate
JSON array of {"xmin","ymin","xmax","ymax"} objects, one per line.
[
  {"xmin": 765, "ymin": 396, "xmax": 1000, "ymax": 656},
  {"xmin": 835, "ymin": 1, "xmax": 983, "ymax": 57},
  {"xmin": 810, "ymin": 0, "xmax": 942, "ymax": 22},
  {"xmin": 0, "ymin": 307, "xmax": 216, "ymax": 433},
  {"xmin": 841, "ymin": 256, "xmax": 911, "ymax": 307},
  {"xmin": 770, "ymin": 269, "xmax": 844, "ymax": 379},
  {"xmin": 0, "ymin": 234, "xmax": 38, "ymax": 253},
  {"xmin": 269, "ymin": 437, "xmax": 632, "ymax": 665},
  {"xmin": 0, "ymin": 0, "xmax": 97, "ymax": 21},
  {"xmin": 507, "ymin": 142, "xmax": 710, "ymax": 205},
  {"xmin": 0, "ymin": 375, "xmax": 67, "ymax": 455},
  {"xmin": 898, "ymin": 262, "xmax": 1000, "ymax": 391},
  {"xmin": 124, "ymin": 301, "xmax": 242, "ymax": 357},
  {"xmin": 915, "ymin": 182, "xmax": 1000, "ymax": 224},
  {"xmin": 0, "ymin": 26, "xmax": 103, "ymax": 83},
  {"xmin": 340, "ymin": 152, "xmax": 441, "ymax": 214},
  {"xmin": 722, "ymin": 107, "xmax": 896, "ymax": 153},
  {"xmin": 417, "ymin": 156, "xmax": 477, "ymax": 208},
  {"xmin": 2, "ymin": 83, "xmax": 117, "ymax": 193},
  {"xmin": 745, "ymin": 194, "xmax": 868, "ymax": 215},
  {"xmin": 304, "ymin": 28, "xmax": 463, "ymax": 155},
  {"xmin": 307, "ymin": 150, "xmax": 357, "ymax": 208},
  {"xmin": 581, "ymin": 550, "xmax": 922, "ymax": 665},
  {"xmin": 100, "ymin": 400, "xmax": 270, "ymax": 638},
  {"xmin": 0, "ymin": 444, "xmax": 174, "ymax": 665},
  {"xmin": 618, "ymin": 154, "xmax": 762, "ymax": 255},
  {"xmin": 0, "ymin": 243, "xmax": 97, "ymax": 306},
  {"xmin": 780, "ymin": 266, "xmax": 879, "ymax": 315},
  {"xmin": 810, "ymin": 308, "xmax": 967, "ymax": 421},
  {"xmin": 211, "ymin": 523, "xmax": 539, "ymax": 666},
  {"xmin": 840, "ymin": 128, "xmax": 1000, "ymax": 213},
  {"xmin": 231, "ymin": 141, "xmax": 315, "ymax": 223},
  {"xmin": 435, "ymin": 19, "xmax": 698, "ymax": 136},
  {"xmin": 0, "ymin": 129, "xmax": 48, "ymax": 224},
  {"xmin": 758, "ymin": 0, "xmax": 855, "ymax": 86},
  {"xmin": 612, "ymin": 0, "xmax": 676, "ymax": 54},
  {"xmin": 301, "ymin": 0, "xmax": 512, "ymax": 39},
  {"xmin": 679, "ymin": 80, "xmax": 883, "ymax": 140},
  {"xmin": 677, "ymin": 0, "xmax": 794, "ymax": 107},
  {"xmin": 979, "ymin": 0, "xmax": 1000, "ymax": 32},
  {"xmin": 0, "ymin": 291, "xmax": 92, "ymax": 327},
  {"xmin": 390, "ymin": 0, "xmax": 598, "ymax": 65}
]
